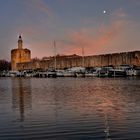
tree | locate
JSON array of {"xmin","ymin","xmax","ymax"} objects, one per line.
[{"xmin": 0, "ymin": 60, "xmax": 11, "ymax": 71}]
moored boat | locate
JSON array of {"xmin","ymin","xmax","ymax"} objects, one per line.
[
  {"xmin": 108, "ymin": 69, "xmax": 126, "ymax": 77},
  {"xmin": 133, "ymin": 67, "xmax": 140, "ymax": 76},
  {"xmin": 56, "ymin": 70, "xmax": 64, "ymax": 77},
  {"xmin": 47, "ymin": 70, "xmax": 57, "ymax": 78}
]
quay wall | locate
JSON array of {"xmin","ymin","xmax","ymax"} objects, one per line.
[{"xmin": 17, "ymin": 51, "xmax": 140, "ymax": 71}]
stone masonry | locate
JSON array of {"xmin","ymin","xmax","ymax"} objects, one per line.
[{"xmin": 16, "ymin": 51, "xmax": 140, "ymax": 71}]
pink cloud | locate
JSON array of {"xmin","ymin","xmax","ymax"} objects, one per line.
[
  {"xmin": 57, "ymin": 10, "xmax": 127, "ymax": 56},
  {"xmin": 17, "ymin": 8, "xmax": 140, "ymax": 58}
]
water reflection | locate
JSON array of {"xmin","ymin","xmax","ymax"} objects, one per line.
[
  {"xmin": 0, "ymin": 77, "xmax": 139, "ymax": 140},
  {"xmin": 11, "ymin": 78, "xmax": 32, "ymax": 121},
  {"xmin": 36, "ymin": 78, "xmax": 140, "ymax": 139}
]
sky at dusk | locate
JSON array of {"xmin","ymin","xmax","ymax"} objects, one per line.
[{"xmin": 0, "ymin": 0, "xmax": 140, "ymax": 60}]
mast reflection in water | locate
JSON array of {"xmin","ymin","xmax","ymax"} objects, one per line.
[{"xmin": 0, "ymin": 77, "xmax": 140, "ymax": 140}]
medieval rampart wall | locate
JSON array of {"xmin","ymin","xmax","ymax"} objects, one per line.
[{"xmin": 17, "ymin": 51, "xmax": 140, "ymax": 71}]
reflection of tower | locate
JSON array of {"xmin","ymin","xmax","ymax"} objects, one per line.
[
  {"xmin": 11, "ymin": 35, "xmax": 31, "ymax": 71},
  {"xmin": 12, "ymin": 78, "xmax": 32, "ymax": 121}
]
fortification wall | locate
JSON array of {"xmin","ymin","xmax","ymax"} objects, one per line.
[{"xmin": 17, "ymin": 51, "xmax": 140, "ymax": 71}]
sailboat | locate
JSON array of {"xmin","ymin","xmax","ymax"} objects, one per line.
[
  {"xmin": 75, "ymin": 46, "xmax": 85, "ymax": 77},
  {"xmin": 47, "ymin": 41, "xmax": 57, "ymax": 78}
]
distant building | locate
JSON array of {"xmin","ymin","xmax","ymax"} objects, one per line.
[
  {"xmin": 17, "ymin": 51, "xmax": 140, "ymax": 71},
  {"xmin": 11, "ymin": 36, "xmax": 140, "ymax": 71},
  {"xmin": 11, "ymin": 35, "xmax": 31, "ymax": 71}
]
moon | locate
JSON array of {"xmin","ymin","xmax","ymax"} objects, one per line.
[{"xmin": 103, "ymin": 10, "xmax": 106, "ymax": 14}]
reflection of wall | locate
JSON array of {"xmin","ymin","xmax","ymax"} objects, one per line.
[{"xmin": 11, "ymin": 78, "xmax": 32, "ymax": 121}]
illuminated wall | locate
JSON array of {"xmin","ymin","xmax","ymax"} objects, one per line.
[{"xmin": 17, "ymin": 51, "xmax": 140, "ymax": 71}]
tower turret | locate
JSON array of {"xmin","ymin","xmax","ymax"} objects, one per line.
[
  {"xmin": 11, "ymin": 35, "xmax": 31, "ymax": 71},
  {"xmin": 18, "ymin": 35, "xmax": 23, "ymax": 49}
]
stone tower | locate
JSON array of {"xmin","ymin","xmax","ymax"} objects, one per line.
[{"xmin": 11, "ymin": 35, "xmax": 31, "ymax": 71}]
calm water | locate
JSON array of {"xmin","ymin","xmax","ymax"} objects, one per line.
[{"xmin": 0, "ymin": 77, "xmax": 140, "ymax": 140}]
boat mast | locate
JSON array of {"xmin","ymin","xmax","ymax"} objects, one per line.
[
  {"xmin": 82, "ymin": 46, "xmax": 85, "ymax": 67},
  {"xmin": 54, "ymin": 40, "xmax": 57, "ymax": 70}
]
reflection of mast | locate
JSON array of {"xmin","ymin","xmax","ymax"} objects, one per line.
[
  {"xmin": 54, "ymin": 40, "xmax": 57, "ymax": 70},
  {"xmin": 82, "ymin": 46, "xmax": 85, "ymax": 67},
  {"xmin": 19, "ymin": 83, "xmax": 25, "ymax": 121},
  {"xmin": 104, "ymin": 113, "xmax": 111, "ymax": 140}
]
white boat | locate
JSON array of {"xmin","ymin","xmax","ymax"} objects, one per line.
[
  {"xmin": 85, "ymin": 72, "xmax": 95, "ymax": 77},
  {"xmin": 63, "ymin": 67, "xmax": 86, "ymax": 77},
  {"xmin": 75, "ymin": 72, "xmax": 85, "ymax": 77},
  {"xmin": 47, "ymin": 70, "xmax": 57, "ymax": 78},
  {"xmin": 56, "ymin": 70, "xmax": 64, "ymax": 77},
  {"xmin": 133, "ymin": 67, "xmax": 140, "ymax": 76},
  {"xmin": 9, "ymin": 71, "xmax": 19, "ymax": 77},
  {"xmin": 119, "ymin": 65, "xmax": 140, "ymax": 77},
  {"xmin": 85, "ymin": 67, "xmax": 101, "ymax": 77},
  {"xmin": 63, "ymin": 70, "xmax": 76, "ymax": 77},
  {"xmin": 126, "ymin": 69, "xmax": 135, "ymax": 76},
  {"xmin": 98, "ymin": 69, "xmax": 108, "ymax": 77},
  {"xmin": 69, "ymin": 67, "xmax": 85, "ymax": 73}
]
